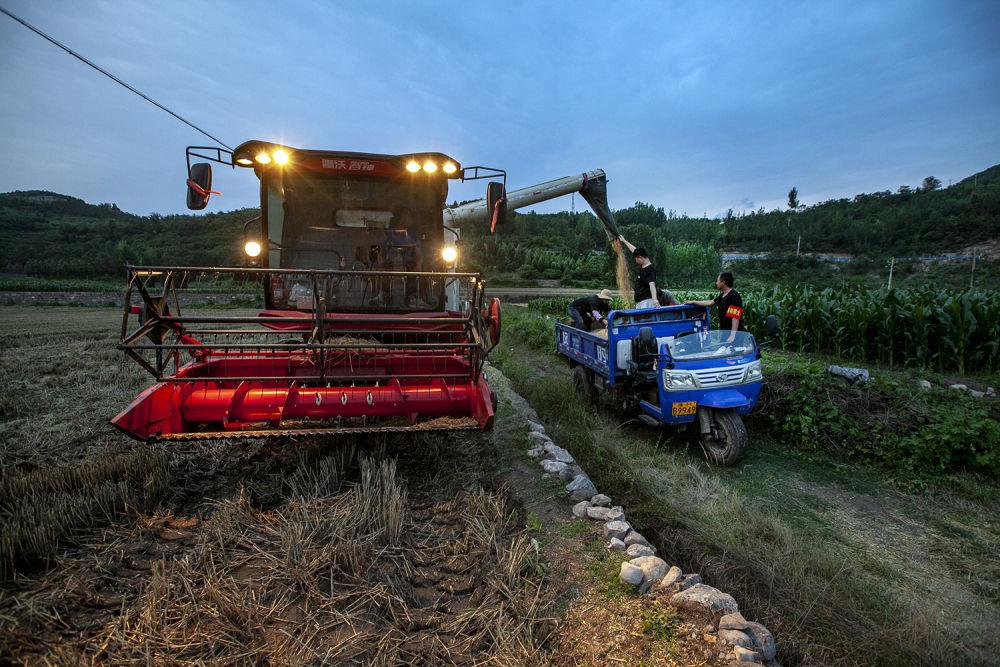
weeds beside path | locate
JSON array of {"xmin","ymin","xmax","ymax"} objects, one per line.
[{"xmin": 493, "ymin": 305, "xmax": 1000, "ymax": 666}]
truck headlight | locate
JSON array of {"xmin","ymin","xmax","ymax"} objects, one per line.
[
  {"xmin": 664, "ymin": 371, "xmax": 695, "ymax": 391},
  {"xmin": 744, "ymin": 360, "xmax": 763, "ymax": 382},
  {"xmin": 441, "ymin": 245, "xmax": 458, "ymax": 263}
]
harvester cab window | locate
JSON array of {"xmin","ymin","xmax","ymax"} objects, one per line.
[
  {"xmin": 335, "ymin": 210, "xmax": 393, "ymax": 228},
  {"xmin": 265, "ymin": 169, "xmax": 447, "ymax": 312}
]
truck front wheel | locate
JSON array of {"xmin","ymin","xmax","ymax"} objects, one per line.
[
  {"xmin": 698, "ymin": 409, "xmax": 746, "ymax": 466},
  {"xmin": 573, "ymin": 366, "xmax": 599, "ymax": 409}
]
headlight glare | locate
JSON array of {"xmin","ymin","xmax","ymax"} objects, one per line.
[
  {"xmin": 244, "ymin": 240, "xmax": 262, "ymax": 258},
  {"xmin": 441, "ymin": 245, "xmax": 458, "ymax": 263}
]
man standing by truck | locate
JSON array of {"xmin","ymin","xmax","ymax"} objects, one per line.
[
  {"xmin": 686, "ymin": 272, "xmax": 744, "ymax": 341},
  {"xmin": 619, "ymin": 238, "xmax": 659, "ymax": 308},
  {"xmin": 568, "ymin": 289, "xmax": 614, "ymax": 330}
]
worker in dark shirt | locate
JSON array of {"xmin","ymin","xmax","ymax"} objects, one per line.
[
  {"xmin": 619, "ymin": 238, "xmax": 658, "ymax": 308},
  {"xmin": 568, "ymin": 289, "xmax": 614, "ymax": 330},
  {"xmin": 686, "ymin": 272, "xmax": 745, "ymax": 341}
]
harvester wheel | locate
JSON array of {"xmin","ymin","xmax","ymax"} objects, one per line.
[
  {"xmin": 698, "ymin": 409, "xmax": 746, "ymax": 466},
  {"xmin": 573, "ymin": 366, "xmax": 599, "ymax": 409}
]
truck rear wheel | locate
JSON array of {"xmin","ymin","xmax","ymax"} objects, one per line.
[
  {"xmin": 573, "ymin": 366, "xmax": 599, "ymax": 409},
  {"xmin": 699, "ymin": 409, "xmax": 746, "ymax": 466}
]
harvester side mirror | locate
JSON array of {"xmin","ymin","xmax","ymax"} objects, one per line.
[
  {"xmin": 486, "ymin": 181, "xmax": 507, "ymax": 232},
  {"xmin": 186, "ymin": 162, "xmax": 213, "ymax": 210}
]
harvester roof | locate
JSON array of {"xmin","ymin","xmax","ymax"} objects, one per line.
[{"xmin": 231, "ymin": 140, "xmax": 462, "ymax": 179}]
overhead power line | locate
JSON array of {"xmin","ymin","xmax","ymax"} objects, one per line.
[{"xmin": 0, "ymin": 5, "xmax": 233, "ymax": 150}]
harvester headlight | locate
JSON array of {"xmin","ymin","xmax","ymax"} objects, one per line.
[
  {"xmin": 235, "ymin": 156, "xmax": 254, "ymax": 166},
  {"xmin": 406, "ymin": 160, "xmax": 421, "ymax": 172},
  {"xmin": 244, "ymin": 240, "xmax": 262, "ymax": 258},
  {"xmin": 255, "ymin": 152, "xmax": 271, "ymax": 165},
  {"xmin": 441, "ymin": 245, "xmax": 458, "ymax": 263},
  {"xmin": 423, "ymin": 160, "xmax": 437, "ymax": 173},
  {"xmin": 442, "ymin": 162, "xmax": 457, "ymax": 174},
  {"xmin": 272, "ymin": 149, "xmax": 289, "ymax": 165}
]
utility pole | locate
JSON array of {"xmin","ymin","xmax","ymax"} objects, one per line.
[
  {"xmin": 796, "ymin": 235, "xmax": 801, "ymax": 257},
  {"xmin": 970, "ymin": 251, "xmax": 977, "ymax": 288},
  {"xmin": 887, "ymin": 257, "xmax": 895, "ymax": 290}
]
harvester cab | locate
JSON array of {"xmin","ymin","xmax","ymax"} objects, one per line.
[{"xmin": 112, "ymin": 141, "xmax": 613, "ymax": 442}]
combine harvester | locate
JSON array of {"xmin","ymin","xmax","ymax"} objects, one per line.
[{"xmin": 112, "ymin": 141, "xmax": 617, "ymax": 441}]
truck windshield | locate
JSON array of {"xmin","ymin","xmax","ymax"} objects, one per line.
[
  {"xmin": 667, "ymin": 330, "xmax": 755, "ymax": 361},
  {"xmin": 266, "ymin": 170, "xmax": 448, "ymax": 311}
]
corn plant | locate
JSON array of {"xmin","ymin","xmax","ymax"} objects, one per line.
[{"xmin": 745, "ymin": 286, "xmax": 999, "ymax": 374}]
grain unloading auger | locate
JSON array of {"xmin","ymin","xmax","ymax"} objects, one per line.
[{"xmin": 112, "ymin": 141, "xmax": 617, "ymax": 441}]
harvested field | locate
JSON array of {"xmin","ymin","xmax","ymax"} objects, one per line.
[
  {"xmin": 6, "ymin": 458, "xmax": 545, "ymax": 664},
  {"xmin": 0, "ymin": 306, "xmax": 729, "ymax": 665}
]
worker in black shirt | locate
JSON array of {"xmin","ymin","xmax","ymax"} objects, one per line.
[
  {"xmin": 686, "ymin": 272, "xmax": 745, "ymax": 341},
  {"xmin": 568, "ymin": 289, "xmax": 614, "ymax": 330},
  {"xmin": 619, "ymin": 238, "xmax": 659, "ymax": 308}
]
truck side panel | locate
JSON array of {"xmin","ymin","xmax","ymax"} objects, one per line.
[{"xmin": 555, "ymin": 323, "xmax": 610, "ymax": 377}]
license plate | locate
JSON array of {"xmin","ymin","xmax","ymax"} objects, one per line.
[{"xmin": 671, "ymin": 401, "xmax": 697, "ymax": 416}]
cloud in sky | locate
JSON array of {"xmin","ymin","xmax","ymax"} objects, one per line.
[{"xmin": 0, "ymin": 0, "xmax": 997, "ymax": 216}]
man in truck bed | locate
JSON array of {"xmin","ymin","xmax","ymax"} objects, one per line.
[{"xmin": 568, "ymin": 289, "xmax": 614, "ymax": 330}]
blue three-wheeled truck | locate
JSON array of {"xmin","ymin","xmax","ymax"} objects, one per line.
[{"xmin": 555, "ymin": 304, "xmax": 765, "ymax": 465}]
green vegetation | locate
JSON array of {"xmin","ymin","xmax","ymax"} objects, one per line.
[
  {"xmin": 512, "ymin": 304, "xmax": 999, "ymax": 480},
  {"xmin": 0, "ymin": 191, "xmax": 255, "ymax": 279},
  {"xmin": 641, "ymin": 606, "xmax": 680, "ymax": 642},
  {"xmin": 3, "ymin": 162, "xmax": 998, "ymax": 293},
  {"xmin": 492, "ymin": 304, "xmax": 1000, "ymax": 666},
  {"xmin": 525, "ymin": 282, "xmax": 1000, "ymax": 375},
  {"xmin": 758, "ymin": 359, "xmax": 1000, "ymax": 483},
  {"xmin": 746, "ymin": 285, "xmax": 1000, "ymax": 374},
  {"xmin": 461, "ymin": 163, "xmax": 1000, "ymax": 289}
]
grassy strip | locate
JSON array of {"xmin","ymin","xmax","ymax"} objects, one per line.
[{"xmin": 492, "ymin": 305, "xmax": 1000, "ymax": 666}]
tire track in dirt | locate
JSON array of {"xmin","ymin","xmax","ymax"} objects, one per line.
[{"xmin": 1, "ymin": 429, "xmax": 550, "ymax": 664}]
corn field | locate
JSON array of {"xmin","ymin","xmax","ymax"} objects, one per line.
[
  {"xmin": 744, "ymin": 286, "xmax": 1000, "ymax": 374},
  {"xmin": 527, "ymin": 287, "xmax": 999, "ymax": 374}
]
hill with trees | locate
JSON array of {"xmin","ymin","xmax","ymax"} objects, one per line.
[{"xmin": 1, "ymin": 163, "xmax": 997, "ymax": 290}]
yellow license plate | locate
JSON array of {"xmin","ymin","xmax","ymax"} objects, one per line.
[{"xmin": 671, "ymin": 401, "xmax": 697, "ymax": 416}]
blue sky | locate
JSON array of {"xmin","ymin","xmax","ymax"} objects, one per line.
[{"xmin": 1, "ymin": 1, "xmax": 997, "ymax": 217}]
